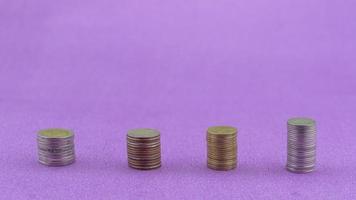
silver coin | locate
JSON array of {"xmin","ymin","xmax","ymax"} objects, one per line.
[
  {"xmin": 127, "ymin": 128, "xmax": 161, "ymax": 170},
  {"xmin": 37, "ymin": 128, "xmax": 75, "ymax": 167}
]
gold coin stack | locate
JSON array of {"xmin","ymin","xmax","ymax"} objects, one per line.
[
  {"xmin": 127, "ymin": 128, "xmax": 161, "ymax": 170},
  {"xmin": 207, "ymin": 126, "xmax": 237, "ymax": 171}
]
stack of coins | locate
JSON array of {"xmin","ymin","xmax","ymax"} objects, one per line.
[
  {"xmin": 37, "ymin": 129, "xmax": 75, "ymax": 166},
  {"xmin": 127, "ymin": 128, "xmax": 161, "ymax": 170},
  {"xmin": 287, "ymin": 118, "xmax": 316, "ymax": 173},
  {"xmin": 207, "ymin": 126, "xmax": 237, "ymax": 170}
]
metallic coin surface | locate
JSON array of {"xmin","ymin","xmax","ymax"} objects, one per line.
[
  {"xmin": 207, "ymin": 126, "xmax": 237, "ymax": 136},
  {"xmin": 38, "ymin": 128, "xmax": 73, "ymax": 139},
  {"xmin": 127, "ymin": 128, "xmax": 161, "ymax": 170},
  {"xmin": 288, "ymin": 118, "xmax": 315, "ymax": 127},
  {"xmin": 128, "ymin": 128, "xmax": 160, "ymax": 139},
  {"xmin": 286, "ymin": 117, "xmax": 316, "ymax": 173},
  {"xmin": 37, "ymin": 128, "xmax": 75, "ymax": 167},
  {"xmin": 207, "ymin": 126, "xmax": 238, "ymax": 171}
]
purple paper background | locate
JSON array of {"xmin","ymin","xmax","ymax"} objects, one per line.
[{"xmin": 1, "ymin": 0, "xmax": 355, "ymax": 199}]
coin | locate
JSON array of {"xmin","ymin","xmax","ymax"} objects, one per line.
[
  {"xmin": 128, "ymin": 128, "xmax": 160, "ymax": 138},
  {"xmin": 207, "ymin": 126, "xmax": 238, "ymax": 171},
  {"xmin": 208, "ymin": 126, "xmax": 237, "ymax": 136},
  {"xmin": 288, "ymin": 118, "xmax": 315, "ymax": 127},
  {"xmin": 38, "ymin": 128, "xmax": 73, "ymax": 138},
  {"xmin": 286, "ymin": 118, "xmax": 316, "ymax": 173},
  {"xmin": 127, "ymin": 128, "xmax": 161, "ymax": 170},
  {"xmin": 37, "ymin": 128, "xmax": 75, "ymax": 167}
]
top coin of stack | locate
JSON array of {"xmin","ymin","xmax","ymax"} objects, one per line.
[
  {"xmin": 287, "ymin": 118, "xmax": 316, "ymax": 173},
  {"xmin": 207, "ymin": 126, "xmax": 238, "ymax": 171},
  {"xmin": 37, "ymin": 128, "xmax": 76, "ymax": 166},
  {"xmin": 127, "ymin": 128, "xmax": 161, "ymax": 170}
]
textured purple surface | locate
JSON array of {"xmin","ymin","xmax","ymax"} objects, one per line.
[{"xmin": 1, "ymin": 0, "xmax": 356, "ymax": 199}]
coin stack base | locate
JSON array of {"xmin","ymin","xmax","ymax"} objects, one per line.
[
  {"xmin": 287, "ymin": 118, "xmax": 316, "ymax": 173},
  {"xmin": 37, "ymin": 129, "xmax": 75, "ymax": 167},
  {"xmin": 207, "ymin": 126, "xmax": 238, "ymax": 171},
  {"xmin": 127, "ymin": 129, "xmax": 161, "ymax": 170}
]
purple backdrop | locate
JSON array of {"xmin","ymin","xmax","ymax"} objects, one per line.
[{"xmin": 0, "ymin": 0, "xmax": 355, "ymax": 199}]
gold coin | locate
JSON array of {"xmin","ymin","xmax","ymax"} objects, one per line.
[
  {"xmin": 207, "ymin": 163, "xmax": 236, "ymax": 171},
  {"xmin": 207, "ymin": 126, "xmax": 237, "ymax": 136},
  {"xmin": 127, "ymin": 128, "xmax": 160, "ymax": 139},
  {"xmin": 38, "ymin": 128, "xmax": 73, "ymax": 139}
]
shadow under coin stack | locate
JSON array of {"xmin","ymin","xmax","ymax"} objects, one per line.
[
  {"xmin": 37, "ymin": 129, "xmax": 75, "ymax": 166},
  {"xmin": 207, "ymin": 126, "xmax": 238, "ymax": 170},
  {"xmin": 127, "ymin": 128, "xmax": 161, "ymax": 170},
  {"xmin": 287, "ymin": 118, "xmax": 316, "ymax": 173}
]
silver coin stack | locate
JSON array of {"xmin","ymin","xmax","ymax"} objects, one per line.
[
  {"xmin": 127, "ymin": 128, "xmax": 161, "ymax": 170},
  {"xmin": 37, "ymin": 128, "xmax": 76, "ymax": 166},
  {"xmin": 287, "ymin": 118, "xmax": 316, "ymax": 173}
]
